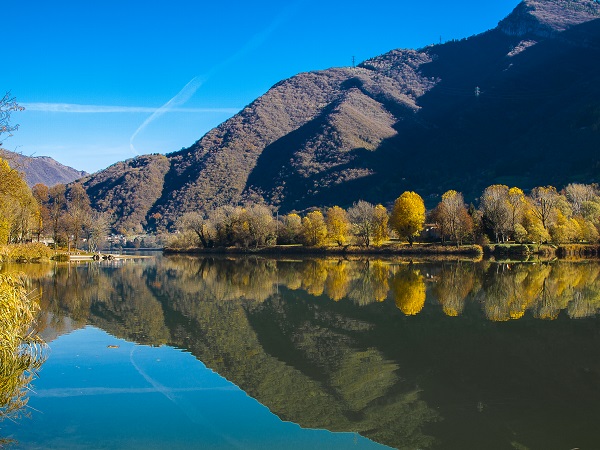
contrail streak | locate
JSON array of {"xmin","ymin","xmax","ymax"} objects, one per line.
[
  {"xmin": 129, "ymin": 2, "xmax": 304, "ymax": 156},
  {"xmin": 130, "ymin": 76, "xmax": 206, "ymax": 154}
]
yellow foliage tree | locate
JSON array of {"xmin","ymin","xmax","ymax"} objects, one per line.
[
  {"xmin": 390, "ymin": 191, "xmax": 425, "ymax": 246},
  {"xmin": 302, "ymin": 211, "xmax": 327, "ymax": 246},
  {"xmin": 0, "ymin": 158, "xmax": 39, "ymax": 244},
  {"xmin": 372, "ymin": 204, "xmax": 389, "ymax": 246},
  {"xmin": 325, "ymin": 206, "xmax": 351, "ymax": 246},
  {"xmin": 522, "ymin": 206, "xmax": 550, "ymax": 248}
]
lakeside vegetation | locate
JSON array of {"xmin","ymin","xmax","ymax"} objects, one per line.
[
  {"xmin": 0, "ymin": 274, "xmax": 47, "ymax": 444},
  {"xmin": 1, "ymin": 146, "xmax": 599, "ymax": 259},
  {"xmin": 167, "ymin": 183, "xmax": 600, "ymax": 256}
]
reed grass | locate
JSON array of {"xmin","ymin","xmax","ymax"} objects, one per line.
[{"xmin": 0, "ymin": 274, "xmax": 47, "ymax": 425}]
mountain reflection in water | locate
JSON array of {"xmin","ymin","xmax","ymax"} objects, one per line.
[{"xmin": 6, "ymin": 256, "xmax": 600, "ymax": 449}]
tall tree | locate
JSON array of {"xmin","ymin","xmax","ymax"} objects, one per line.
[
  {"xmin": 85, "ymin": 211, "xmax": 112, "ymax": 252},
  {"xmin": 0, "ymin": 158, "xmax": 38, "ymax": 244},
  {"xmin": 301, "ymin": 211, "xmax": 327, "ymax": 246},
  {"xmin": 529, "ymin": 186, "xmax": 561, "ymax": 231},
  {"xmin": 564, "ymin": 183, "xmax": 598, "ymax": 216},
  {"xmin": 348, "ymin": 201, "xmax": 377, "ymax": 247},
  {"xmin": 433, "ymin": 190, "xmax": 473, "ymax": 246},
  {"xmin": 48, "ymin": 184, "xmax": 67, "ymax": 247},
  {"xmin": 325, "ymin": 206, "xmax": 351, "ymax": 246},
  {"xmin": 177, "ymin": 212, "xmax": 214, "ymax": 248},
  {"xmin": 32, "ymin": 184, "xmax": 50, "ymax": 242},
  {"xmin": 244, "ymin": 204, "xmax": 275, "ymax": 248},
  {"xmin": 66, "ymin": 183, "xmax": 92, "ymax": 251},
  {"xmin": 278, "ymin": 213, "xmax": 302, "ymax": 245},
  {"xmin": 480, "ymin": 185, "xmax": 511, "ymax": 242},
  {"xmin": 372, "ymin": 204, "xmax": 390, "ymax": 246},
  {"xmin": 507, "ymin": 187, "xmax": 526, "ymax": 240},
  {"xmin": 390, "ymin": 192, "xmax": 425, "ymax": 246}
]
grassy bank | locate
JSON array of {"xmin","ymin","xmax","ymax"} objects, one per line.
[
  {"xmin": 164, "ymin": 243, "xmax": 484, "ymax": 258},
  {"xmin": 0, "ymin": 243, "xmax": 54, "ymax": 263}
]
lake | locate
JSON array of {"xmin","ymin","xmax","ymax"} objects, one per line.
[{"xmin": 2, "ymin": 255, "xmax": 600, "ymax": 449}]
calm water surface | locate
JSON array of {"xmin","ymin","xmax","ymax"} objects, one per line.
[{"xmin": 2, "ymin": 255, "xmax": 600, "ymax": 449}]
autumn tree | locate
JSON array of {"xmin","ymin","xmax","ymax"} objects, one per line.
[
  {"xmin": 177, "ymin": 212, "xmax": 214, "ymax": 248},
  {"xmin": 529, "ymin": 186, "xmax": 561, "ymax": 231},
  {"xmin": 480, "ymin": 185, "xmax": 511, "ymax": 242},
  {"xmin": 301, "ymin": 210, "xmax": 327, "ymax": 246},
  {"xmin": 372, "ymin": 204, "xmax": 390, "ymax": 246},
  {"xmin": 66, "ymin": 183, "xmax": 92, "ymax": 250},
  {"xmin": 244, "ymin": 204, "xmax": 275, "ymax": 248},
  {"xmin": 507, "ymin": 187, "xmax": 526, "ymax": 239},
  {"xmin": 0, "ymin": 158, "xmax": 39, "ymax": 244},
  {"xmin": 48, "ymin": 184, "xmax": 67, "ymax": 247},
  {"xmin": 325, "ymin": 206, "xmax": 351, "ymax": 246},
  {"xmin": 564, "ymin": 183, "xmax": 598, "ymax": 216},
  {"xmin": 432, "ymin": 190, "xmax": 473, "ymax": 246},
  {"xmin": 31, "ymin": 183, "xmax": 50, "ymax": 241},
  {"xmin": 85, "ymin": 211, "xmax": 112, "ymax": 252},
  {"xmin": 347, "ymin": 201, "xmax": 377, "ymax": 247},
  {"xmin": 210, "ymin": 205, "xmax": 246, "ymax": 247},
  {"xmin": 278, "ymin": 213, "xmax": 302, "ymax": 245},
  {"xmin": 549, "ymin": 210, "xmax": 580, "ymax": 244},
  {"xmin": 522, "ymin": 206, "xmax": 550, "ymax": 248},
  {"xmin": 390, "ymin": 192, "xmax": 425, "ymax": 246}
]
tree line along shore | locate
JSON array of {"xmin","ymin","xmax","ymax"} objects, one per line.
[
  {"xmin": 1, "ymin": 153, "xmax": 599, "ymax": 260},
  {"xmin": 167, "ymin": 184, "xmax": 600, "ymax": 257}
]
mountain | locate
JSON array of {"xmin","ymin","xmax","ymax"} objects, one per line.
[
  {"xmin": 1, "ymin": 149, "xmax": 87, "ymax": 187},
  {"xmin": 80, "ymin": 0, "xmax": 600, "ymax": 232},
  {"xmin": 77, "ymin": 154, "xmax": 169, "ymax": 233}
]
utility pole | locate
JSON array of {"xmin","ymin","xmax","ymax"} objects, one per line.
[{"xmin": 352, "ymin": 56, "xmax": 355, "ymax": 68}]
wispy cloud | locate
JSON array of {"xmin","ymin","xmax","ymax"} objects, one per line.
[
  {"xmin": 130, "ymin": 76, "xmax": 208, "ymax": 154},
  {"xmin": 22, "ymin": 102, "xmax": 239, "ymax": 114}
]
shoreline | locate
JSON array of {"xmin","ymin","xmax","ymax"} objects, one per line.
[
  {"xmin": 164, "ymin": 244, "xmax": 484, "ymax": 257},
  {"xmin": 163, "ymin": 243, "xmax": 600, "ymax": 260}
]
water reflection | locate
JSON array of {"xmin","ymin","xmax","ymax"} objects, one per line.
[
  {"xmin": 4, "ymin": 256, "xmax": 600, "ymax": 449},
  {"xmin": 0, "ymin": 274, "xmax": 47, "ymax": 446}
]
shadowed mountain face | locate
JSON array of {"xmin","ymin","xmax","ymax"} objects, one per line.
[
  {"xmin": 80, "ymin": 0, "xmax": 600, "ymax": 230},
  {"xmin": 1, "ymin": 150, "xmax": 86, "ymax": 187}
]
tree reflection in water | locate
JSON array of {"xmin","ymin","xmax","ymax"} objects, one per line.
[{"xmin": 9, "ymin": 256, "xmax": 600, "ymax": 450}]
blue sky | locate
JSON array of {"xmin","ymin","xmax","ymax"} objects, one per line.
[{"xmin": 3, "ymin": 0, "xmax": 520, "ymax": 173}]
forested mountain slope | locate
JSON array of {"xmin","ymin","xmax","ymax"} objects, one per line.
[{"xmin": 80, "ymin": 0, "xmax": 600, "ymax": 231}]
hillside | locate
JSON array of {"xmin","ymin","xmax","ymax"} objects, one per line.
[
  {"xmin": 81, "ymin": 0, "xmax": 600, "ymax": 231},
  {"xmin": 78, "ymin": 154, "xmax": 170, "ymax": 233},
  {"xmin": 1, "ymin": 149, "xmax": 86, "ymax": 187}
]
